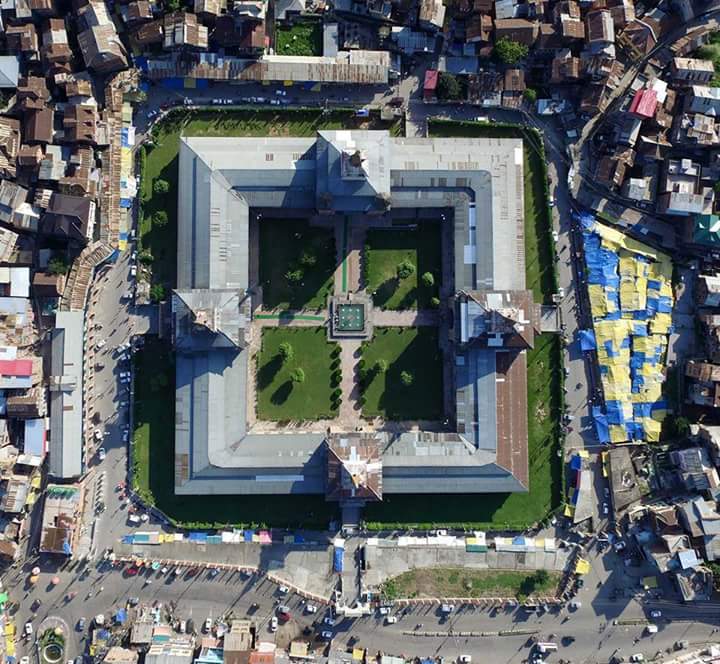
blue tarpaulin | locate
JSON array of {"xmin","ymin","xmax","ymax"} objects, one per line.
[
  {"xmin": 579, "ymin": 329, "xmax": 596, "ymax": 351},
  {"xmin": 592, "ymin": 406, "xmax": 610, "ymax": 444},
  {"xmin": 115, "ymin": 608, "xmax": 127, "ymax": 624},
  {"xmin": 189, "ymin": 532, "xmax": 207, "ymax": 543},
  {"xmin": 333, "ymin": 546, "xmax": 344, "ymax": 573},
  {"xmin": 570, "ymin": 455, "xmax": 583, "ymax": 471},
  {"xmin": 244, "ymin": 530, "xmax": 254, "ymax": 542},
  {"xmin": 294, "ymin": 534, "xmax": 306, "ymax": 543}
]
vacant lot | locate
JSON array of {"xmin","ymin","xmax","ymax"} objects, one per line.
[
  {"xmin": 383, "ymin": 568, "xmax": 560, "ymax": 600},
  {"xmin": 132, "ymin": 337, "xmax": 335, "ymax": 528},
  {"xmin": 275, "ymin": 19, "xmax": 323, "ymax": 56},
  {"xmin": 256, "ymin": 327, "xmax": 339, "ymax": 421},
  {"xmin": 360, "ymin": 327, "xmax": 443, "ymax": 421},
  {"xmin": 259, "ymin": 219, "xmax": 335, "ymax": 310},
  {"xmin": 139, "ymin": 109, "xmax": 400, "ymax": 291},
  {"xmin": 365, "ymin": 222, "xmax": 441, "ymax": 310}
]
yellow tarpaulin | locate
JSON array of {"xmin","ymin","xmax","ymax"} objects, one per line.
[
  {"xmin": 352, "ymin": 649, "xmax": 364, "ymax": 660},
  {"xmin": 575, "ymin": 558, "xmax": 591, "ymax": 575}
]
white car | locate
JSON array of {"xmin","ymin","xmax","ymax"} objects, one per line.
[
  {"xmin": 204, "ymin": 617, "xmax": 212, "ymax": 633},
  {"xmin": 269, "ymin": 616, "xmax": 278, "ymax": 632},
  {"xmin": 552, "ymin": 230, "xmax": 559, "ymax": 242},
  {"xmin": 305, "ymin": 604, "xmax": 317, "ymax": 614},
  {"xmin": 98, "ymin": 448, "xmax": 106, "ymax": 461},
  {"xmin": 459, "ymin": 657, "xmax": 472, "ymax": 664},
  {"xmin": 630, "ymin": 655, "xmax": 644, "ymax": 662},
  {"xmin": 123, "ymin": 431, "xmax": 129, "ymax": 443},
  {"xmin": 385, "ymin": 616, "xmax": 397, "ymax": 624},
  {"xmin": 130, "ymin": 265, "xmax": 137, "ymax": 277},
  {"xmin": 120, "ymin": 400, "xmax": 129, "ymax": 408},
  {"xmin": 120, "ymin": 371, "xmax": 131, "ymax": 378},
  {"xmin": 650, "ymin": 610, "xmax": 662, "ymax": 618},
  {"xmin": 95, "ymin": 614, "xmax": 105, "ymax": 626},
  {"xmin": 323, "ymin": 616, "xmax": 335, "ymax": 626},
  {"xmin": 320, "ymin": 630, "xmax": 332, "ymax": 640},
  {"xmin": 602, "ymin": 502, "xmax": 609, "ymax": 515},
  {"xmin": 120, "ymin": 376, "xmax": 131, "ymax": 383},
  {"xmin": 278, "ymin": 585, "xmax": 289, "ymax": 594},
  {"xmin": 96, "ymin": 340, "xmax": 106, "ymax": 350},
  {"xmin": 378, "ymin": 606, "xmax": 390, "ymax": 615},
  {"xmin": 24, "ymin": 622, "xmax": 33, "ymax": 637},
  {"xmin": 94, "ymin": 429, "xmax": 103, "ymax": 441}
]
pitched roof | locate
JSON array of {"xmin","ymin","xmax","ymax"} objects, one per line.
[{"xmin": 0, "ymin": 57, "xmax": 20, "ymax": 89}]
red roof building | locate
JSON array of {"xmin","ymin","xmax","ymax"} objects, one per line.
[
  {"xmin": 424, "ymin": 69, "xmax": 439, "ymax": 101},
  {"xmin": 629, "ymin": 88, "xmax": 658, "ymax": 119}
]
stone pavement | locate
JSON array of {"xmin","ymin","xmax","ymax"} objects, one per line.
[
  {"xmin": 338, "ymin": 339, "xmax": 362, "ymax": 428},
  {"xmin": 372, "ymin": 309, "xmax": 439, "ymax": 327}
]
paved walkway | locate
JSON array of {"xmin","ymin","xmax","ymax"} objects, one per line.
[
  {"xmin": 338, "ymin": 339, "xmax": 362, "ymax": 428},
  {"xmin": 372, "ymin": 308, "xmax": 439, "ymax": 327},
  {"xmin": 254, "ymin": 310, "xmax": 327, "ymax": 326}
]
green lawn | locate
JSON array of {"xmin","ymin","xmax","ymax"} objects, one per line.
[
  {"xmin": 139, "ymin": 109, "xmax": 401, "ymax": 291},
  {"xmin": 383, "ymin": 568, "xmax": 560, "ymax": 600},
  {"xmin": 275, "ymin": 19, "xmax": 323, "ymax": 56},
  {"xmin": 364, "ymin": 222, "xmax": 441, "ymax": 310},
  {"xmin": 360, "ymin": 327, "xmax": 444, "ymax": 420},
  {"xmin": 132, "ymin": 336, "xmax": 336, "ymax": 528},
  {"xmin": 694, "ymin": 32, "xmax": 720, "ymax": 86},
  {"xmin": 259, "ymin": 219, "xmax": 335, "ymax": 310},
  {"xmin": 256, "ymin": 328, "xmax": 339, "ymax": 421}
]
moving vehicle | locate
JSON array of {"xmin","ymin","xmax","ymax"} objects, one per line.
[{"xmin": 77, "ymin": 617, "xmax": 85, "ymax": 631}]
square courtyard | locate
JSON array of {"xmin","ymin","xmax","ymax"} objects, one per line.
[
  {"xmin": 337, "ymin": 303, "xmax": 365, "ymax": 332},
  {"xmin": 365, "ymin": 222, "xmax": 442, "ymax": 310},
  {"xmin": 258, "ymin": 218, "xmax": 336, "ymax": 310},
  {"xmin": 360, "ymin": 327, "xmax": 444, "ymax": 421},
  {"xmin": 255, "ymin": 327, "xmax": 339, "ymax": 421}
]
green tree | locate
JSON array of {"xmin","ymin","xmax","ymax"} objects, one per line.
[
  {"xmin": 299, "ymin": 251, "xmax": 317, "ymax": 267},
  {"xmin": 400, "ymin": 370, "xmax": 414, "ymax": 387},
  {"xmin": 523, "ymin": 88, "xmax": 538, "ymax": 103},
  {"xmin": 153, "ymin": 210, "xmax": 168, "ymax": 227},
  {"xmin": 436, "ymin": 72, "xmax": 463, "ymax": 101},
  {"xmin": 153, "ymin": 179, "xmax": 170, "ymax": 195},
  {"xmin": 138, "ymin": 250, "xmax": 154, "ymax": 265},
  {"xmin": 150, "ymin": 284, "xmax": 165, "ymax": 302},
  {"xmin": 278, "ymin": 342, "xmax": 294, "ymax": 363},
  {"xmin": 396, "ymin": 259, "xmax": 416, "ymax": 280},
  {"xmin": 374, "ymin": 359, "xmax": 388, "ymax": 373},
  {"xmin": 285, "ymin": 268, "xmax": 304, "ymax": 283},
  {"xmin": 494, "ymin": 37, "xmax": 529, "ymax": 64},
  {"xmin": 533, "ymin": 569, "xmax": 549, "ymax": 585},
  {"xmin": 430, "ymin": 296, "xmax": 441, "ymax": 308},
  {"xmin": 290, "ymin": 367, "xmax": 305, "ymax": 384},
  {"xmin": 48, "ymin": 257, "xmax": 69, "ymax": 275},
  {"xmin": 674, "ymin": 416, "xmax": 691, "ymax": 439},
  {"xmin": 421, "ymin": 271, "xmax": 434, "ymax": 288}
]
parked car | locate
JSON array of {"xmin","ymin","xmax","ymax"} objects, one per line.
[
  {"xmin": 98, "ymin": 448, "xmax": 106, "ymax": 461},
  {"xmin": 94, "ymin": 429, "xmax": 103, "ymax": 441},
  {"xmin": 459, "ymin": 657, "xmax": 472, "ymax": 663},
  {"xmin": 204, "ymin": 617, "xmax": 212, "ymax": 633},
  {"xmin": 77, "ymin": 617, "xmax": 85, "ymax": 631},
  {"xmin": 385, "ymin": 616, "xmax": 397, "ymax": 624},
  {"xmin": 24, "ymin": 622, "xmax": 33, "ymax": 638},
  {"xmin": 277, "ymin": 606, "xmax": 291, "ymax": 621},
  {"xmin": 322, "ymin": 616, "xmax": 335, "ymax": 626},
  {"xmin": 378, "ymin": 607, "xmax": 390, "ymax": 615},
  {"xmin": 269, "ymin": 617, "xmax": 278, "ymax": 632},
  {"xmin": 305, "ymin": 604, "xmax": 317, "ymax": 614},
  {"xmin": 630, "ymin": 654, "xmax": 644, "ymax": 662},
  {"xmin": 650, "ymin": 610, "xmax": 662, "ymax": 619},
  {"xmin": 278, "ymin": 585, "xmax": 289, "ymax": 594},
  {"xmin": 319, "ymin": 630, "xmax": 332, "ymax": 640}
]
